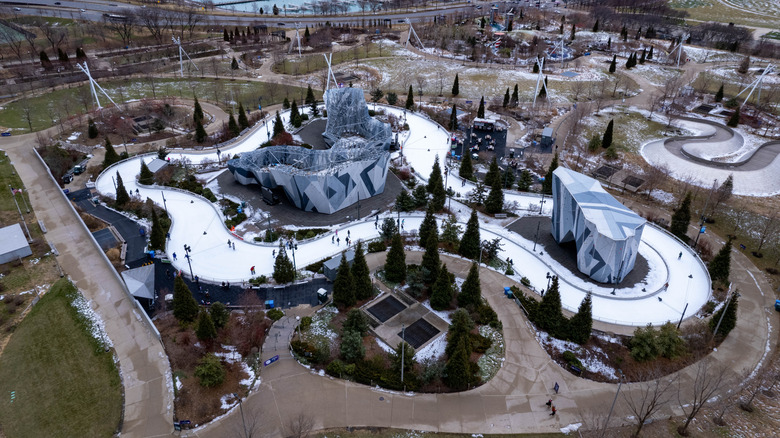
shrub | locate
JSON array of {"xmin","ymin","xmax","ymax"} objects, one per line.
[
  {"xmin": 520, "ymin": 277, "xmax": 531, "ymax": 287},
  {"xmin": 267, "ymin": 308, "xmax": 284, "ymax": 321},
  {"xmin": 194, "ymin": 354, "xmax": 226, "ymax": 387},
  {"xmin": 326, "ymin": 359, "xmax": 345, "ymax": 377},
  {"xmin": 562, "ymin": 350, "xmax": 584, "ymax": 370},
  {"xmin": 299, "ymin": 316, "xmax": 312, "ymax": 331}
]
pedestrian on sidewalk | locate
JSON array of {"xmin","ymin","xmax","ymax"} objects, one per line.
[
  {"xmin": 545, "ymin": 399, "xmax": 552, "ymax": 408},
  {"xmin": 550, "ymin": 406, "xmax": 556, "ymax": 416}
]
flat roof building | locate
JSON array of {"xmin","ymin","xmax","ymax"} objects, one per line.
[{"xmin": 0, "ymin": 223, "xmax": 32, "ymax": 265}]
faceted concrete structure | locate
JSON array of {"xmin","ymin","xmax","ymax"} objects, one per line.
[
  {"xmin": 551, "ymin": 167, "xmax": 646, "ymax": 284},
  {"xmin": 227, "ymin": 88, "xmax": 392, "ymax": 214}
]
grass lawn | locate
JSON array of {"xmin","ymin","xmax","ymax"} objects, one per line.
[
  {"xmin": 313, "ymin": 429, "xmax": 564, "ymax": 438},
  {"xmin": 670, "ymin": 0, "xmax": 780, "ymax": 29},
  {"xmin": 0, "ymin": 78, "xmax": 316, "ymax": 132},
  {"xmin": 580, "ymin": 108, "xmax": 668, "ymax": 153},
  {"xmin": 0, "ymin": 279, "xmax": 122, "ymax": 438},
  {"xmin": 273, "ymin": 42, "xmax": 398, "ymax": 75}
]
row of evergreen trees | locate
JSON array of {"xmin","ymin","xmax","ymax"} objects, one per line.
[{"xmin": 515, "ymin": 277, "xmax": 593, "ymax": 345}]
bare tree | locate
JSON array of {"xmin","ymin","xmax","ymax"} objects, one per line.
[
  {"xmin": 570, "ymin": 79, "xmax": 587, "ymax": 102},
  {"xmin": 677, "ymin": 358, "xmax": 729, "ymax": 435},
  {"xmin": 137, "ymin": 6, "xmax": 168, "ymax": 45},
  {"xmin": 38, "ymin": 21, "xmax": 67, "ymax": 51},
  {"xmin": 104, "ymin": 10, "xmax": 136, "ymax": 46},
  {"xmin": 0, "ymin": 26, "xmax": 25, "ymax": 62},
  {"xmin": 182, "ymin": 6, "xmax": 203, "ymax": 39},
  {"xmin": 753, "ymin": 212, "xmax": 779, "ymax": 255},
  {"xmin": 286, "ymin": 411, "xmax": 314, "ymax": 438},
  {"xmin": 624, "ymin": 371, "xmax": 675, "ymax": 437},
  {"xmin": 641, "ymin": 163, "xmax": 670, "ymax": 199}
]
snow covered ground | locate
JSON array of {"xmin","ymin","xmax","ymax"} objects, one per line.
[{"xmin": 96, "ymin": 107, "xmax": 710, "ymax": 326}]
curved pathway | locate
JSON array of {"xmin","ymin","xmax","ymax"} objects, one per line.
[
  {"xmin": 641, "ymin": 117, "xmax": 780, "ymax": 196},
  {"xmin": 194, "ymin": 250, "xmax": 777, "ymax": 437}
]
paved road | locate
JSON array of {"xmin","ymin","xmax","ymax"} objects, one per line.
[
  {"xmin": 195, "ymin": 251, "xmax": 778, "ymax": 437},
  {"xmin": 0, "ymin": 136, "xmax": 174, "ymax": 437}
]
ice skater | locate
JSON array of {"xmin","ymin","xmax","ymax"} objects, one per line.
[
  {"xmin": 337, "ymin": 237, "xmax": 340, "ymax": 246},
  {"xmin": 375, "ymin": 216, "xmax": 378, "ymax": 228},
  {"xmin": 678, "ymin": 251, "xmax": 683, "ymax": 260},
  {"xmin": 272, "ymin": 249, "xmax": 276, "ymax": 258},
  {"xmin": 250, "ymin": 266, "xmax": 256, "ymax": 275},
  {"xmin": 172, "ymin": 252, "xmax": 177, "ymax": 261},
  {"xmin": 228, "ymin": 239, "xmax": 232, "ymax": 247},
  {"xmin": 232, "ymin": 242, "xmax": 236, "ymax": 250},
  {"xmin": 347, "ymin": 230, "xmax": 350, "ymax": 238},
  {"xmin": 401, "ymin": 219, "xmax": 405, "ymax": 230},
  {"xmin": 332, "ymin": 235, "xmax": 335, "ymax": 244}
]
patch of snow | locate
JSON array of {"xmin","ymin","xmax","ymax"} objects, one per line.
[
  {"xmin": 414, "ymin": 333, "xmax": 446, "ymax": 361},
  {"xmin": 560, "ymin": 423, "xmax": 582, "ymax": 434},
  {"xmin": 70, "ymin": 289, "xmax": 113, "ymax": 349}
]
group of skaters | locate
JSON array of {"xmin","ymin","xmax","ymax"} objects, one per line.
[{"xmin": 331, "ymin": 229, "xmax": 353, "ymax": 246}]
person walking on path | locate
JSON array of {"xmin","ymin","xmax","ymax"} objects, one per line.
[
  {"xmin": 550, "ymin": 406, "xmax": 556, "ymax": 416},
  {"xmin": 250, "ymin": 266, "xmax": 255, "ymax": 275},
  {"xmin": 545, "ymin": 399, "xmax": 552, "ymax": 408}
]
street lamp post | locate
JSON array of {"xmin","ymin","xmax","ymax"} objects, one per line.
[
  {"xmin": 533, "ymin": 218, "xmax": 542, "ymax": 251},
  {"xmin": 611, "ymin": 258, "xmax": 625, "ymax": 295},
  {"xmin": 544, "ymin": 272, "xmax": 551, "ymax": 296},
  {"xmin": 601, "ymin": 369, "xmax": 624, "ymax": 438},
  {"xmin": 291, "ymin": 243, "xmax": 298, "ymax": 274},
  {"xmin": 161, "ymin": 190, "xmax": 168, "ymax": 216},
  {"xmin": 677, "ymin": 273, "xmax": 693, "ymax": 329},
  {"xmin": 233, "ymin": 393, "xmax": 249, "ymax": 438},
  {"xmin": 183, "ymin": 244, "xmax": 194, "ymax": 280},
  {"xmin": 401, "ymin": 324, "xmax": 405, "ymax": 383}
]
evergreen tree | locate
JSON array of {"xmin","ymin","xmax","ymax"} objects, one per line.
[
  {"xmin": 340, "ymin": 329, "xmax": 365, "ymax": 362},
  {"xmin": 710, "ymin": 292, "xmax": 738, "ymax": 337},
  {"xmin": 385, "ymin": 233, "xmax": 407, "ymax": 284},
  {"xmin": 310, "ymin": 98, "xmax": 319, "ymax": 117},
  {"xmin": 430, "ymin": 263, "xmax": 453, "ymax": 310},
  {"xmin": 568, "ymin": 293, "xmax": 592, "ymax": 344},
  {"xmin": 391, "ymin": 340, "xmax": 415, "ymax": 377},
  {"xmin": 150, "ymin": 208, "xmax": 165, "ymax": 250},
  {"xmin": 386, "ymin": 92, "xmax": 398, "ymax": 105},
  {"xmin": 273, "ymin": 111, "xmax": 285, "ymax": 137},
  {"xmin": 413, "ymin": 185, "xmax": 428, "ymax": 207},
  {"xmin": 609, "ymin": 55, "xmax": 617, "ymax": 74},
  {"xmin": 648, "ymin": 45, "xmax": 654, "ymax": 59},
  {"xmin": 602, "ymin": 119, "xmax": 614, "ymax": 149},
  {"xmin": 431, "ymin": 176, "xmax": 446, "ymax": 211},
  {"xmin": 103, "ymin": 138, "xmax": 120, "ymax": 168},
  {"xmin": 538, "ymin": 76, "xmax": 547, "ymax": 98},
  {"xmin": 485, "ymin": 177, "xmax": 504, "ymax": 214},
  {"xmin": 209, "ymin": 302, "xmax": 230, "ymax": 329},
  {"xmin": 39, "ymin": 50, "xmax": 51, "ymax": 68},
  {"xmin": 480, "ymin": 17, "xmax": 486, "ymax": 29},
  {"xmin": 656, "ymin": 322, "xmax": 685, "ymax": 359},
  {"xmin": 238, "ymin": 103, "xmax": 249, "ymax": 129},
  {"xmin": 223, "ymin": 28, "xmax": 230, "ymax": 41},
  {"xmin": 289, "ymin": 100, "xmax": 301, "ymax": 128},
  {"xmin": 670, "ymin": 192, "xmax": 692, "ymax": 240},
  {"xmin": 304, "ymin": 25, "xmax": 310, "ymax": 42},
  {"xmin": 440, "ymin": 214, "xmax": 461, "ymax": 247},
  {"xmin": 541, "ymin": 153, "xmax": 559, "ymax": 195},
  {"xmin": 537, "ymin": 276, "xmax": 564, "ymax": 336},
  {"xmin": 458, "ymin": 262, "xmax": 481, "ymax": 308},
  {"xmin": 607, "ymin": 37, "xmax": 612, "ymax": 49},
  {"xmin": 459, "ymin": 150, "xmax": 474, "ymax": 180},
  {"xmin": 283, "ymin": 97, "xmax": 290, "ymax": 109},
  {"xmin": 88, "ymin": 118, "xmax": 99, "ymax": 139},
  {"xmin": 418, "ymin": 206, "xmax": 438, "ymax": 249},
  {"xmin": 444, "ymin": 338, "xmax": 471, "ymax": 391},
  {"xmin": 228, "ymin": 111, "xmax": 240, "ymax": 137},
  {"xmin": 592, "ymin": 19, "xmax": 599, "ymax": 32},
  {"xmin": 446, "ymin": 309, "xmax": 474, "ymax": 358},
  {"xmin": 714, "ymin": 83, "xmax": 724, "ymax": 102},
  {"xmin": 502, "ymin": 167, "xmax": 516, "ymax": 189},
  {"xmin": 273, "ymin": 247, "xmax": 295, "ymax": 283},
  {"xmin": 405, "ymin": 85, "xmax": 414, "ymax": 110},
  {"xmin": 451, "ymin": 73, "xmax": 459, "ymax": 96},
  {"xmin": 708, "ymin": 238, "xmax": 732, "ymax": 284},
  {"xmin": 195, "ymin": 119, "xmax": 207, "ymax": 143},
  {"xmin": 196, "ymin": 310, "xmax": 217, "ymax": 341},
  {"xmin": 395, "ymin": 189, "xmax": 415, "ymax": 212},
  {"xmin": 193, "ymin": 96, "xmax": 204, "ymax": 124},
  {"xmin": 450, "ymin": 104, "xmax": 458, "ymax": 130},
  {"xmin": 630, "ymin": 324, "xmax": 659, "ymax": 362},
  {"xmin": 458, "ymin": 209, "xmax": 481, "ymax": 259},
  {"xmin": 625, "ymin": 52, "xmax": 634, "ymax": 69},
  {"xmin": 173, "ymin": 275, "xmax": 199, "ymax": 323},
  {"xmin": 305, "ymin": 84, "xmax": 316, "ymax": 105},
  {"xmin": 503, "ymin": 88, "xmax": 510, "ymax": 108},
  {"xmin": 428, "ymin": 155, "xmax": 443, "ymax": 194},
  {"xmin": 484, "ymin": 157, "xmax": 500, "ymax": 187},
  {"xmin": 343, "ymin": 308, "xmax": 369, "ymax": 335},
  {"xmin": 380, "ymin": 217, "xmax": 398, "ymax": 240},
  {"xmin": 727, "ymin": 107, "xmax": 740, "ymax": 127},
  {"xmin": 139, "ymin": 160, "xmax": 154, "ymax": 185},
  {"xmin": 517, "ymin": 169, "xmax": 533, "ymax": 192},
  {"xmin": 511, "ymin": 84, "xmax": 519, "ymax": 106},
  {"xmin": 231, "ymin": 57, "xmax": 239, "ymax": 69},
  {"xmin": 333, "ymin": 252, "xmax": 356, "ymax": 308},
  {"xmin": 351, "ymin": 241, "xmax": 372, "ymax": 300},
  {"xmin": 115, "ymin": 172, "xmax": 129, "ymax": 206},
  {"xmin": 421, "ymin": 233, "xmax": 441, "ymax": 285},
  {"xmin": 477, "ymin": 96, "xmax": 485, "ymax": 118},
  {"xmin": 570, "ymin": 23, "xmax": 576, "ymax": 40}
]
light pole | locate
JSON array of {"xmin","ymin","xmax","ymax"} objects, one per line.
[
  {"xmin": 233, "ymin": 393, "xmax": 249, "ymax": 438},
  {"xmin": 533, "ymin": 217, "xmax": 542, "ymax": 252},
  {"xmin": 161, "ymin": 190, "xmax": 168, "ymax": 216},
  {"xmin": 291, "ymin": 243, "xmax": 298, "ymax": 274},
  {"xmin": 400, "ymin": 324, "xmax": 405, "ymax": 384},
  {"xmin": 601, "ymin": 369, "xmax": 624, "ymax": 438},
  {"xmin": 611, "ymin": 258, "xmax": 625, "ymax": 295},
  {"xmin": 183, "ymin": 244, "xmax": 194, "ymax": 280},
  {"xmin": 693, "ymin": 179, "xmax": 717, "ymax": 249},
  {"xmin": 543, "ymin": 272, "xmax": 551, "ymax": 296},
  {"xmin": 677, "ymin": 273, "xmax": 693, "ymax": 329}
]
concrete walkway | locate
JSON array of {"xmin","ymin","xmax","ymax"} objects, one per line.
[
  {"xmin": 194, "ymin": 250, "xmax": 777, "ymax": 437},
  {"xmin": 0, "ymin": 137, "xmax": 173, "ymax": 437}
]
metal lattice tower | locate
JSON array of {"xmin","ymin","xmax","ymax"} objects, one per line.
[
  {"xmin": 76, "ymin": 62, "xmax": 119, "ymax": 110},
  {"xmin": 533, "ymin": 56, "xmax": 549, "ymax": 107},
  {"xmin": 172, "ymin": 36, "xmax": 199, "ymax": 78},
  {"xmin": 735, "ymin": 64, "xmax": 775, "ymax": 108},
  {"xmin": 405, "ymin": 19, "xmax": 425, "ymax": 51},
  {"xmin": 668, "ymin": 35, "xmax": 688, "ymax": 68},
  {"xmin": 288, "ymin": 23, "xmax": 302, "ymax": 56}
]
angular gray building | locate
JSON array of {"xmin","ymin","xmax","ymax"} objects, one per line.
[
  {"xmin": 228, "ymin": 87, "xmax": 392, "ymax": 214},
  {"xmin": 551, "ymin": 167, "xmax": 646, "ymax": 284}
]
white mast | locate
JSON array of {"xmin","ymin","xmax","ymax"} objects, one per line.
[
  {"xmin": 735, "ymin": 64, "xmax": 774, "ymax": 108},
  {"xmin": 76, "ymin": 62, "xmax": 119, "ymax": 110},
  {"xmin": 172, "ymin": 36, "xmax": 199, "ymax": 77}
]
